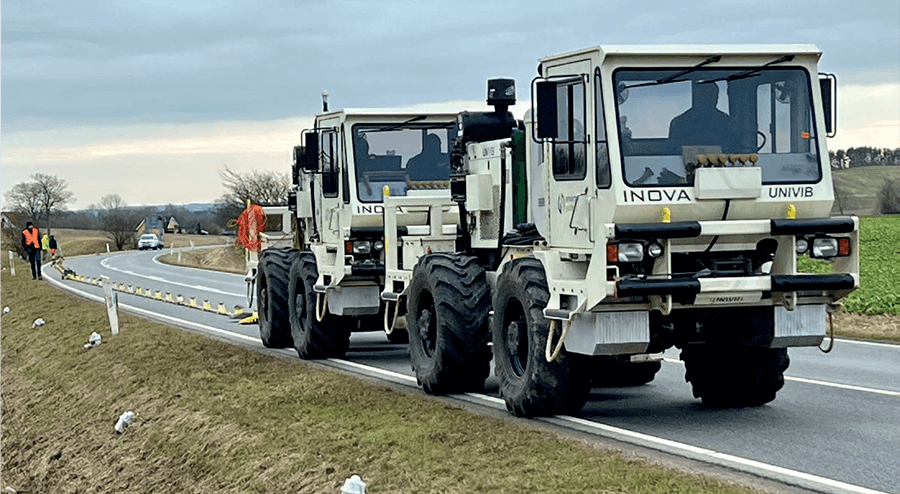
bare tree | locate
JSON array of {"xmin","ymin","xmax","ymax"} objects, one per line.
[
  {"xmin": 94, "ymin": 194, "xmax": 138, "ymax": 251},
  {"xmin": 4, "ymin": 181, "xmax": 44, "ymax": 224},
  {"xmin": 217, "ymin": 164, "xmax": 290, "ymax": 227},
  {"xmin": 4, "ymin": 173, "xmax": 75, "ymax": 234}
]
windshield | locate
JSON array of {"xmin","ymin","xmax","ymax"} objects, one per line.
[
  {"xmin": 352, "ymin": 123, "xmax": 458, "ymax": 202},
  {"xmin": 613, "ymin": 67, "xmax": 820, "ymax": 186}
]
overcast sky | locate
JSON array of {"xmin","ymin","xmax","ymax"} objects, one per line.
[{"xmin": 2, "ymin": 0, "xmax": 899, "ymax": 207}]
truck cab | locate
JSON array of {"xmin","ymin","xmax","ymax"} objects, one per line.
[{"xmin": 522, "ymin": 45, "xmax": 855, "ymax": 334}]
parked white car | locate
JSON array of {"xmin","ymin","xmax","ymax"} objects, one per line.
[{"xmin": 137, "ymin": 233, "xmax": 163, "ymax": 250}]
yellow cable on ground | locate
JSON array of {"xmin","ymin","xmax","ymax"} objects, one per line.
[{"xmin": 239, "ymin": 313, "xmax": 259, "ymax": 325}]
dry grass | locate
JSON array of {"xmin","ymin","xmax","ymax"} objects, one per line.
[
  {"xmin": 0, "ymin": 260, "xmax": 758, "ymax": 494},
  {"xmin": 157, "ymin": 244, "xmax": 247, "ymax": 274},
  {"xmin": 47, "ymin": 229, "xmax": 233, "ymax": 257},
  {"xmin": 832, "ymin": 311, "xmax": 900, "ymax": 342}
]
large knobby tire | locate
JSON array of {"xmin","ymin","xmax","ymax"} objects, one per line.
[
  {"xmin": 680, "ymin": 344, "xmax": 789, "ymax": 407},
  {"xmin": 256, "ymin": 248, "xmax": 298, "ymax": 348},
  {"xmin": 406, "ymin": 253, "xmax": 491, "ymax": 395},
  {"xmin": 288, "ymin": 252, "xmax": 351, "ymax": 359},
  {"xmin": 492, "ymin": 258, "xmax": 592, "ymax": 417},
  {"xmin": 592, "ymin": 360, "xmax": 662, "ymax": 387}
]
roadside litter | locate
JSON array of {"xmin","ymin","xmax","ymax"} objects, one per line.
[
  {"xmin": 84, "ymin": 332, "xmax": 102, "ymax": 349},
  {"xmin": 341, "ymin": 475, "xmax": 368, "ymax": 494},
  {"xmin": 114, "ymin": 410, "xmax": 135, "ymax": 434},
  {"xmin": 3, "ymin": 306, "xmax": 9, "ymax": 315},
  {"xmin": 32, "ymin": 318, "xmax": 45, "ymax": 328}
]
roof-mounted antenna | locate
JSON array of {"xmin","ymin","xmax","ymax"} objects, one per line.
[{"xmin": 321, "ymin": 91, "xmax": 329, "ymax": 112}]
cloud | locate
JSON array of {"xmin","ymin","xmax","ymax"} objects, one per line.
[
  {"xmin": 830, "ymin": 82, "xmax": 900, "ymax": 150},
  {"xmin": 2, "ymin": 0, "xmax": 898, "ymax": 206}
]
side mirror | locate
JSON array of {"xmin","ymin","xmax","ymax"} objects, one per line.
[
  {"xmin": 819, "ymin": 73, "xmax": 837, "ymax": 138},
  {"xmin": 292, "ymin": 145, "xmax": 304, "ymax": 184},
  {"xmin": 301, "ymin": 132, "xmax": 319, "ymax": 171},
  {"xmin": 534, "ymin": 80, "xmax": 558, "ymax": 139}
]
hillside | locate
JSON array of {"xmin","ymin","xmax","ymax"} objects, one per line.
[{"xmin": 832, "ymin": 166, "xmax": 900, "ymax": 215}]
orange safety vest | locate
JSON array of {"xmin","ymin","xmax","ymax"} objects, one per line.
[{"xmin": 23, "ymin": 228, "xmax": 41, "ymax": 249}]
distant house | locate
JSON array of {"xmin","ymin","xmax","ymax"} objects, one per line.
[
  {"xmin": 165, "ymin": 216, "xmax": 180, "ymax": 234},
  {"xmin": 136, "ymin": 216, "xmax": 166, "ymax": 238},
  {"xmin": 0, "ymin": 211, "xmax": 28, "ymax": 229},
  {"xmin": 1, "ymin": 213, "xmax": 15, "ymax": 230}
]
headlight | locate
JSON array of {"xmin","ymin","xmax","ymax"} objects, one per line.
[
  {"xmin": 811, "ymin": 237, "xmax": 838, "ymax": 258},
  {"xmin": 617, "ymin": 242, "xmax": 644, "ymax": 263},
  {"xmin": 647, "ymin": 242, "xmax": 663, "ymax": 258},
  {"xmin": 353, "ymin": 241, "xmax": 372, "ymax": 254},
  {"xmin": 796, "ymin": 237, "xmax": 809, "ymax": 254},
  {"xmin": 373, "ymin": 240, "xmax": 384, "ymax": 251}
]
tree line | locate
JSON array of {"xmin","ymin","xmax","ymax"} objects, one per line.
[
  {"xmin": 3, "ymin": 166, "xmax": 290, "ymax": 255},
  {"xmin": 829, "ymin": 147, "xmax": 900, "ymax": 169}
]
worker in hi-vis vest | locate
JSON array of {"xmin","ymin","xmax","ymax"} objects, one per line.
[{"xmin": 21, "ymin": 222, "xmax": 43, "ymax": 280}]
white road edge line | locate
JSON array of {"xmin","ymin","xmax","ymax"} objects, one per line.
[
  {"xmin": 785, "ymin": 376, "xmax": 900, "ymax": 397},
  {"xmin": 47, "ymin": 274, "xmax": 890, "ymax": 494},
  {"xmin": 550, "ymin": 416, "xmax": 888, "ymax": 494},
  {"xmin": 98, "ymin": 257, "xmax": 245, "ymax": 298},
  {"xmin": 834, "ymin": 338, "xmax": 899, "ymax": 349},
  {"xmin": 662, "ymin": 358, "xmax": 899, "ymax": 397}
]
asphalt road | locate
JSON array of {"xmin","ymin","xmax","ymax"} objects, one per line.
[{"xmin": 46, "ymin": 251, "xmax": 900, "ymax": 494}]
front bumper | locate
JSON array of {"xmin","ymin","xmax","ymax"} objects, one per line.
[{"xmin": 616, "ymin": 274, "xmax": 855, "ymax": 298}]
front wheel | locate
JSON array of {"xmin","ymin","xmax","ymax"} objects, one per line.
[
  {"xmin": 681, "ymin": 344, "xmax": 789, "ymax": 407},
  {"xmin": 492, "ymin": 258, "xmax": 592, "ymax": 417},
  {"xmin": 288, "ymin": 252, "xmax": 350, "ymax": 359}
]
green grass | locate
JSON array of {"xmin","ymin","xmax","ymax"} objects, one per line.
[
  {"xmin": 798, "ymin": 216, "xmax": 900, "ymax": 315},
  {"xmin": 0, "ymin": 260, "xmax": 756, "ymax": 494}
]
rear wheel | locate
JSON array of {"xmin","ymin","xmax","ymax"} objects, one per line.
[
  {"xmin": 288, "ymin": 252, "xmax": 351, "ymax": 359},
  {"xmin": 256, "ymin": 248, "xmax": 298, "ymax": 348},
  {"xmin": 406, "ymin": 254, "xmax": 491, "ymax": 394},
  {"xmin": 681, "ymin": 344, "xmax": 789, "ymax": 407},
  {"xmin": 492, "ymin": 258, "xmax": 592, "ymax": 417}
]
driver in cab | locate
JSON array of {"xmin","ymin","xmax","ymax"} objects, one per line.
[{"xmin": 668, "ymin": 82, "xmax": 732, "ymax": 149}]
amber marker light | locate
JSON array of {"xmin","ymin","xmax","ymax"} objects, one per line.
[
  {"xmin": 838, "ymin": 238, "xmax": 851, "ymax": 256},
  {"xmin": 607, "ymin": 244, "xmax": 618, "ymax": 263}
]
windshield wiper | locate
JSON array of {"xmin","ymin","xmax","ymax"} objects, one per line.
[
  {"xmin": 700, "ymin": 55, "xmax": 795, "ymax": 84},
  {"xmin": 624, "ymin": 55, "xmax": 722, "ymax": 89},
  {"xmin": 370, "ymin": 115, "xmax": 427, "ymax": 133}
]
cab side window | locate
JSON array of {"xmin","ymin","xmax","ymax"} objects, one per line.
[
  {"xmin": 553, "ymin": 80, "xmax": 587, "ymax": 181},
  {"xmin": 321, "ymin": 131, "xmax": 338, "ymax": 198},
  {"xmin": 595, "ymin": 72, "xmax": 610, "ymax": 188}
]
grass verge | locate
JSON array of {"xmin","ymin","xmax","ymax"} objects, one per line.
[
  {"xmin": 0, "ymin": 261, "xmax": 757, "ymax": 494},
  {"xmin": 798, "ymin": 217, "xmax": 899, "ymax": 315}
]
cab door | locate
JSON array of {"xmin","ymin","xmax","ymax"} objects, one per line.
[
  {"xmin": 317, "ymin": 126, "xmax": 343, "ymax": 247},
  {"xmin": 544, "ymin": 62, "xmax": 593, "ymax": 250}
]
